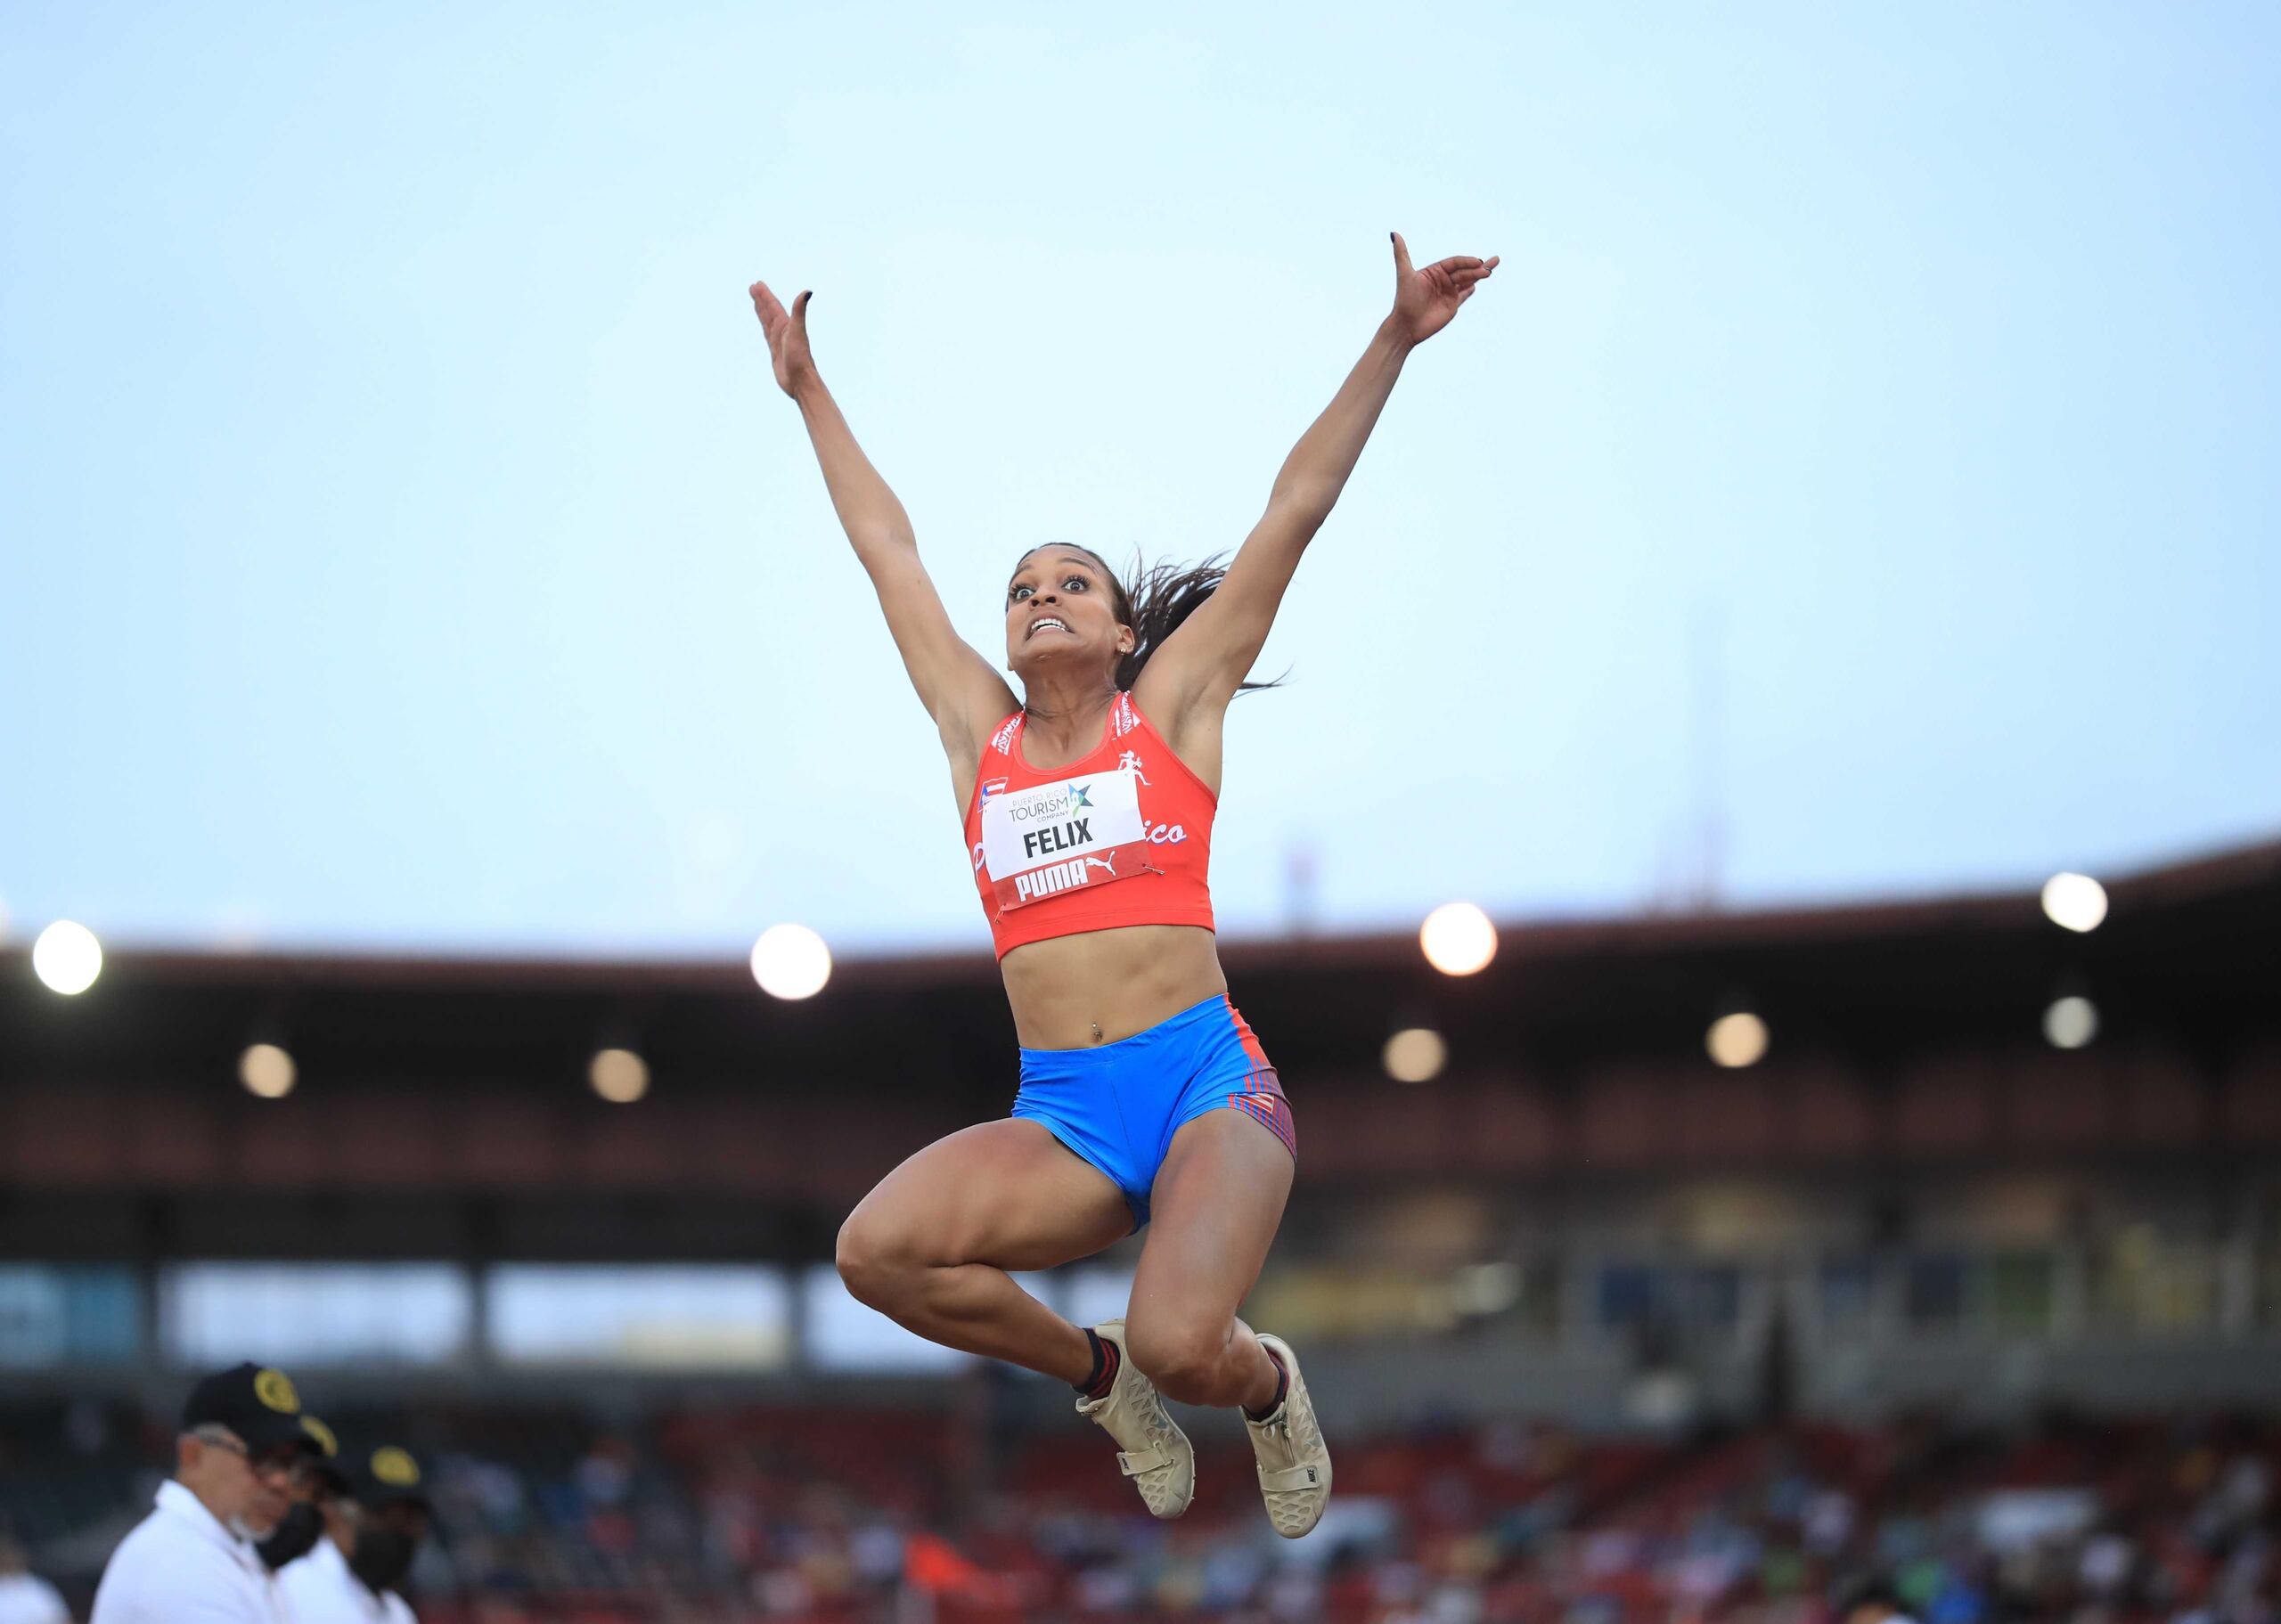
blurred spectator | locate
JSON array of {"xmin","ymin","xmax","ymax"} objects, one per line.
[
  {"xmin": 1835, "ymin": 1574, "xmax": 1917, "ymax": 1624},
  {"xmin": 0, "ymin": 1529, "xmax": 69, "ymax": 1624},
  {"xmin": 280, "ymin": 1445, "xmax": 433, "ymax": 1624},
  {"xmin": 256, "ymin": 1414, "xmax": 339, "ymax": 1576},
  {"xmin": 88, "ymin": 1363, "xmax": 326, "ymax": 1624}
]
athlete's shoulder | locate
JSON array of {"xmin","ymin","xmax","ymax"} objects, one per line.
[{"xmin": 1116, "ymin": 687, "xmax": 1222, "ymax": 804}]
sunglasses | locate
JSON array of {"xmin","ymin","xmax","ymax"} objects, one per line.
[{"xmin": 196, "ymin": 1428, "xmax": 318, "ymax": 1486}]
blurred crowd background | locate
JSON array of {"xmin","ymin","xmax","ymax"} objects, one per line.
[
  {"xmin": 8, "ymin": 1395, "xmax": 2281, "ymax": 1624},
  {"xmin": 5, "ymin": 840, "xmax": 2277, "ymax": 1620}
]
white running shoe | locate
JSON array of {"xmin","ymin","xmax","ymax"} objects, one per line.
[
  {"xmin": 1246, "ymin": 1333, "xmax": 1331, "ymax": 1538},
  {"xmin": 1075, "ymin": 1319, "xmax": 1194, "ymax": 1519}
]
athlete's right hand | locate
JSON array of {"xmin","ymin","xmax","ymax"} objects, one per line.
[{"xmin": 748, "ymin": 280, "xmax": 814, "ymax": 397}]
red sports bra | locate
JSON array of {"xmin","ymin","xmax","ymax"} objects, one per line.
[{"xmin": 962, "ymin": 691, "xmax": 1217, "ymax": 958}]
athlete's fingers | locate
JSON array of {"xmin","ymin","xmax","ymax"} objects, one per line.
[
  {"xmin": 792, "ymin": 289, "xmax": 813, "ymax": 327},
  {"xmin": 750, "ymin": 281, "xmax": 787, "ymax": 325},
  {"xmin": 1391, "ymin": 230, "xmax": 1413, "ymax": 282}
]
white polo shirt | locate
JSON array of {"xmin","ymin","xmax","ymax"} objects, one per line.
[
  {"xmin": 276, "ymin": 1538, "xmax": 415, "ymax": 1624},
  {"xmin": 89, "ymin": 1480, "xmax": 290, "ymax": 1624},
  {"xmin": 0, "ymin": 1571, "xmax": 71, "ymax": 1624}
]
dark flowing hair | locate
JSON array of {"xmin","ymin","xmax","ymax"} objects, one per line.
[{"xmin": 1034, "ymin": 545, "xmax": 1283, "ymax": 695}]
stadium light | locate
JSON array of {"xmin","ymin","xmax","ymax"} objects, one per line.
[
  {"xmin": 1419, "ymin": 902, "xmax": 1497, "ymax": 976},
  {"xmin": 1706, "ymin": 1010, "xmax": 1769, "ymax": 1068},
  {"xmin": 589, "ymin": 1047, "xmax": 650, "ymax": 1104},
  {"xmin": 1451, "ymin": 1261, "xmax": 1523, "ymax": 1317},
  {"xmin": 2043, "ymin": 995, "xmax": 2098, "ymax": 1049},
  {"xmin": 1383, "ymin": 1026, "xmax": 1447, "ymax": 1084},
  {"xmin": 31, "ymin": 920, "xmax": 102, "ymax": 995},
  {"xmin": 239, "ymin": 1042, "xmax": 297, "ymax": 1099},
  {"xmin": 2040, "ymin": 871, "xmax": 2108, "ymax": 934},
  {"xmin": 750, "ymin": 923, "xmax": 831, "ymax": 1000}
]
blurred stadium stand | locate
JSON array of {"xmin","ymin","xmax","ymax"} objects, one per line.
[{"xmin": 3, "ymin": 839, "xmax": 2277, "ymax": 1619}]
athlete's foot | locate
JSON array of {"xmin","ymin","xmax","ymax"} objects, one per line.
[
  {"xmin": 1075, "ymin": 1319, "xmax": 1194, "ymax": 1519},
  {"xmin": 1245, "ymin": 1333, "xmax": 1331, "ymax": 1538}
]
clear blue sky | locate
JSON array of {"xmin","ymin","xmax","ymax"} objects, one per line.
[{"xmin": 4, "ymin": 2, "xmax": 2276, "ymax": 956}]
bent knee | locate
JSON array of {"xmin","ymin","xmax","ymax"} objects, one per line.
[
  {"xmin": 835, "ymin": 1211, "xmax": 929, "ymax": 1310},
  {"xmin": 1124, "ymin": 1318, "xmax": 1229, "ymax": 1396}
]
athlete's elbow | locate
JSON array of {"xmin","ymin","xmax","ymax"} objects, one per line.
[
  {"xmin": 850, "ymin": 526, "xmax": 920, "ymax": 571},
  {"xmin": 1263, "ymin": 483, "xmax": 1336, "ymax": 536}
]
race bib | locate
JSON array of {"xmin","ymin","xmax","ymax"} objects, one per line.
[{"xmin": 980, "ymin": 768, "xmax": 1148, "ymax": 910}]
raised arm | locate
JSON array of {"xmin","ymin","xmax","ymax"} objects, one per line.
[
  {"xmin": 749, "ymin": 281, "xmax": 1015, "ymax": 765},
  {"xmin": 1132, "ymin": 234, "xmax": 1498, "ymax": 723}
]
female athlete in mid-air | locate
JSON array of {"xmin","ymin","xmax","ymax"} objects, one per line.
[{"xmin": 748, "ymin": 233, "xmax": 1496, "ymax": 1536}]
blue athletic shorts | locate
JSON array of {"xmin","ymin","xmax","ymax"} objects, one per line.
[{"xmin": 1012, "ymin": 993, "xmax": 1297, "ymax": 1228}]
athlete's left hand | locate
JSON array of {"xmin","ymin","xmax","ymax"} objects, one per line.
[{"xmin": 1388, "ymin": 233, "xmax": 1499, "ymax": 346}]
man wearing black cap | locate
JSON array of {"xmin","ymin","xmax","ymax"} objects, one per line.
[
  {"xmin": 277, "ymin": 1443, "xmax": 431, "ymax": 1624},
  {"xmin": 89, "ymin": 1362, "xmax": 328, "ymax": 1623},
  {"xmin": 256, "ymin": 1413, "xmax": 340, "ymax": 1575}
]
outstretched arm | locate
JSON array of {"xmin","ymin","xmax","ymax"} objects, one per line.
[
  {"xmin": 749, "ymin": 282, "xmax": 1015, "ymax": 762},
  {"xmin": 1132, "ymin": 234, "xmax": 1498, "ymax": 722}
]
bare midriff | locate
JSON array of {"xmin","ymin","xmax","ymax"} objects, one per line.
[{"xmin": 999, "ymin": 923, "xmax": 1226, "ymax": 1050}]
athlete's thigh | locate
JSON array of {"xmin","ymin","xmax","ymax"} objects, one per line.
[
  {"xmin": 847, "ymin": 1119, "xmax": 1132, "ymax": 1272},
  {"xmin": 1128, "ymin": 1109, "xmax": 1295, "ymax": 1334}
]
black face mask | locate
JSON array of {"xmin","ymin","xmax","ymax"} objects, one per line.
[
  {"xmin": 347, "ymin": 1524, "xmax": 417, "ymax": 1594},
  {"xmin": 255, "ymin": 1501, "xmax": 324, "ymax": 1571}
]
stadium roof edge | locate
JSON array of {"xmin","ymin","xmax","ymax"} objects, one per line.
[{"xmin": 24, "ymin": 836, "xmax": 2278, "ymax": 996}]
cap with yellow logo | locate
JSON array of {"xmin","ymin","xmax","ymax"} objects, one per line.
[
  {"xmin": 348, "ymin": 1443, "xmax": 431, "ymax": 1511},
  {"xmin": 299, "ymin": 1415, "xmax": 339, "ymax": 1458},
  {"xmin": 180, "ymin": 1362, "xmax": 325, "ymax": 1457}
]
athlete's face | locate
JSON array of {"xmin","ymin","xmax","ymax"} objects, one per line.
[{"xmin": 1005, "ymin": 549, "xmax": 1132, "ymax": 680}]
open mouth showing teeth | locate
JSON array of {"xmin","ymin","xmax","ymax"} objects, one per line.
[{"xmin": 1028, "ymin": 618, "xmax": 1067, "ymax": 639}]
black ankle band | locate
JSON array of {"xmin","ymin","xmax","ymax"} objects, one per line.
[
  {"xmin": 1075, "ymin": 1328, "xmax": 1108, "ymax": 1396},
  {"xmin": 1245, "ymin": 1350, "xmax": 1288, "ymax": 1422}
]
